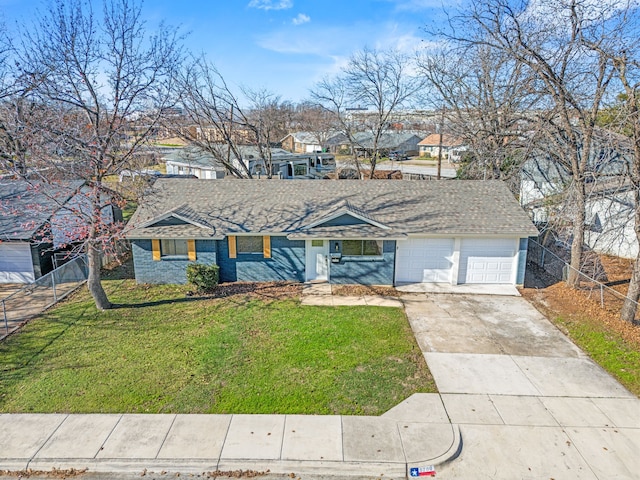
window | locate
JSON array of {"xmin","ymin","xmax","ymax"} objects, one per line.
[
  {"xmin": 311, "ymin": 240, "xmax": 324, "ymax": 247},
  {"xmin": 161, "ymin": 239, "xmax": 188, "ymax": 257},
  {"xmin": 293, "ymin": 163, "xmax": 308, "ymax": 176},
  {"xmin": 342, "ymin": 240, "xmax": 383, "ymax": 256},
  {"xmin": 237, "ymin": 236, "xmax": 263, "ymax": 254}
]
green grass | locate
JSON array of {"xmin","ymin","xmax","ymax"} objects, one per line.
[
  {"xmin": 121, "ymin": 200, "xmax": 138, "ymax": 222},
  {"xmin": 0, "ymin": 281, "xmax": 434, "ymax": 414},
  {"xmin": 552, "ymin": 315, "xmax": 640, "ymax": 396}
]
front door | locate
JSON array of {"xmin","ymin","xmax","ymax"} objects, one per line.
[{"xmin": 306, "ymin": 240, "xmax": 329, "ymax": 281}]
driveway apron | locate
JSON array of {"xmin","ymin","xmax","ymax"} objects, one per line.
[{"xmin": 402, "ymin": 292, "xmax": 640, "ymax": 479}]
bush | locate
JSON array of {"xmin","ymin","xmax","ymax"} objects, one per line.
[{"xmin": 186, "ymin": 263, "xmax": 220, "ymax": 291}]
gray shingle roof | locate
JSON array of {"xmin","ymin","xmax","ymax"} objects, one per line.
[
  {"xmin": 125, "ymin": 178, "xmax": 538, "ymax": 239},
  {"xmin": 0, "ymin": 180, "xmax": 85, "ymax": 241},
  {"xmin": 352, "ymin": 132, "xmax": 421, "ymax": 150},
  {"xmin": 163, "ymin": 146, "xmax": 295, "ymax": 168}
]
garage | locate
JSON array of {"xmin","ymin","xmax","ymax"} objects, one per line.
[
  {"xmin": 0, "ymin": 243, "xmax": 35, "ymax": 283},
  {"xmin": 458, "ymin": 238, "xmax": 517, "ymax": 284},
  {"xmin": 395, "ymin": 237, "xmax": 454, "ymax": 283}
]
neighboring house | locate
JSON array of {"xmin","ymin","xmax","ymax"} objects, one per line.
[
  {"xmin": 519, "ymin": 133, "xmax": 637, "ymax": 259},
  {"xmin": 418, "ymin": 134, "xmax": 467, "ymax": 161},
  {"xmin": 0, "ymin": 180, "xmax": 120, "ymax": 283},
  {"xmin": 327, "ymin": 132, "xmax": 421, "ymax": 157},
  {"xmin": 164, "ymin": 147, "xmax": 226, "ymax": 179},
  {"xmin": 163, "ymin": 145, "xmax": 336, "ymax": 180},
  {"xmin": 125, "ymin": 179, "xmax": 537, "ymax": 286},
  {"xmin": 249, "ymin": 150, "xmax": 336, "ymax": 179},
  {"xmin": 356, "ymin": 132, "xmax": 421, "ymax": 157},
  {"xmin": 281, "ymin": 132, "xmax": 323, "ymax": 153}
]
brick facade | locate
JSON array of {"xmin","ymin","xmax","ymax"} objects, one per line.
[
  {"xmin": 132, "ymin": 239, "xmax": 217, "ymax": 284},
  {"xmin": 328, "ymin": 240, "xmax": 396, "ymax": 285},
  {"xmin": 217, "ymin": 236, "xmax": 305, "ymax": 283}
]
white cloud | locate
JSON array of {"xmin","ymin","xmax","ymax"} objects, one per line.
[
  {"xmin": 248, "ymin": 0, "xmax": 293, "ymax": 10},
  {"xmin": 292, "ymin": 13, "xmax": 310, "ymax": 25}
]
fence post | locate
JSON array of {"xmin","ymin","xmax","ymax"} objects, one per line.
[
  {"xmin": 600, "ymin": 284, "xmax": 604, "ymax": 308},
  {"xmin": 2, "ymin": 299, "xmax": 7, "ymax": 335},
  {"xmin": 540, "ymin": 247, "xmax": 545, "ymax": 267},
  {"xmin": 52, "ymin": 270, "xmax": 57, "ymax": 303}
]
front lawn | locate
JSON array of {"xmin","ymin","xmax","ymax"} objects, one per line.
[{"xmin": 0, "ymin": 281, "xmax": 434, "ymax": 414}]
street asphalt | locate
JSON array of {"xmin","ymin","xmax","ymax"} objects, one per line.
[{"xmin": 1, "ymin": 285, "xmax": 639, "ymax": 479}]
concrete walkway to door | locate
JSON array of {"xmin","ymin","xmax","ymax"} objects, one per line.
[
  {"xmin": 300, "ymin": 283, "xmax": 404, "ymax": 307},
  {"xmin": 403, "ymin": 291, "xmax": 640, "ymax": 479}
]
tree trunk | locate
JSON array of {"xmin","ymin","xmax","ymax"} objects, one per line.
[
  {"xmin": 87, "ymin": 244, "xmax": 112, "ymax": 311},
  {"xmin": 621, "ymin": 142, "xmax": 640, "ymax": 323},
  {"xmin": 567, "ymin": 183, "xmax": 586, "ymax": 287},
  {"xmin": 621, "ymin": 253, "xmax": 640, "ymax": 324}
]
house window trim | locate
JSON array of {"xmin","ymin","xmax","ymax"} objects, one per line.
[
  {"xmin": 159, "ymin": 239, "xmax": 190, "ymax": 260},
  {"xmin": 341, "ymin": 240, "xmax": 384, "ymax": 259},
  {"xmin": 236, "ymin": 235, "xmax": 264, "ymax": 255}
]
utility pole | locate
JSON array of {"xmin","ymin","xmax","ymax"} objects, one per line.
[{"xmin": 437, "ymin": 106, "xmax": 445, "ymax": 180}]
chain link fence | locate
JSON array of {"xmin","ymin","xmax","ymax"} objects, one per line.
[
  {"xmin": 1, "ymin": 255, "xmax": 88, "ymax": 339},
  {"xmin": 527, "ymin": 238, "xmax": 638, "ymax": 319}
]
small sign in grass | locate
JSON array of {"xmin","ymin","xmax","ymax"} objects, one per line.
[{"xmin": 0, "ymin": 281, "xmax": 435, "ymax": 414}]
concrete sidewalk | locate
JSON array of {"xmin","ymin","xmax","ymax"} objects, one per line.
[{"xmin": 0, "ymin": 394, "xmax": 460, "ymax": 478}]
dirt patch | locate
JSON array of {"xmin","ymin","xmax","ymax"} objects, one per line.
[
  {"xmin": 521, "ymin": 254, "xmax": 640, "ymax": 349},
  {"xmin": 331, "ymin": 284, "xmax": 402, "ymax": 297},
  {"xmin": 190, "ymin": 281, "xmax": 302, "ymax": 301}
]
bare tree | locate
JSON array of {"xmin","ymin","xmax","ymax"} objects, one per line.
[
  {"xmin": 243, "ymin": 88, "xmax": 295, "ymax": 175},
  {"xmin": 418, "ymin": 43, "xmax": 539, "ymax": 186},
  {"xmin": 17, "ymin": 0, "xmax": 182, "ymax": 310},
  {"xmin": 590, "ymin": 6, "xmax": 640, "ymax": 323},
  {"xmin": 175, "ymin": 58, "xmax": 292, "ymax": 178},
  {"xmin": 312, "ymin": 47, "xmax": 424, "ymax": 178},
  {"xmin": 436, "ymin": 0, "xmax": 622, "ymax": 287},
  {"xmin": 0, "ymin": 22, "xmax": 32, "ymax": 177},
  {"xmin": 311, "ymin": 75, "xmax": 365, "ymax": 175},
  {"xmin": 292, "ymin": 101, "xmax": 339, "ymax": 152}
]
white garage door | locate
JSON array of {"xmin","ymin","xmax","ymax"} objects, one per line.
[
  {"xmin": 395, "ymin": 238, "xmax": 454, "ymax": 283},
  {"xmin": 0, "ymin": 243, "xmax": 35, "ymax": 283},
  {"xmin": 459, "ymin": 238, "xmax": 516, "ymax": 284}
]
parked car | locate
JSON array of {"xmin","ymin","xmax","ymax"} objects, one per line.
[{"xmin": 389, "ymin": 151, "xmax": 409, "ymax": 161}]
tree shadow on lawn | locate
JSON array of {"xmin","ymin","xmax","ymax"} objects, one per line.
[{"xmin": 110, "ymin": 281, "xmax": 302, "ymax": 309}]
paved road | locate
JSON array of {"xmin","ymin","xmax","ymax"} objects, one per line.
[{"xmin": 403, "ymin": 292, "xmax": 640, "ymax": 479}]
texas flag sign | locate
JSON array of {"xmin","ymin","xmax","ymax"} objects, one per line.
[{"xmin": 410, "ymin": 466, "xmax": 436, "ymax": 477}]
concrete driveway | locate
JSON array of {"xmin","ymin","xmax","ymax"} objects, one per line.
[{"xmin": 403, "ymin": 293, "xmax": 640, "ymax": 479}]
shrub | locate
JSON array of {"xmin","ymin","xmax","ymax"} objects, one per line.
[{"xmin": 186, "ymin": 263, "xmax": 220, "ymax": 291}]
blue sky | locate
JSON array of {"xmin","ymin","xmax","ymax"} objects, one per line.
[{"xmin": 0, "ymin": 0, "xmax": 446, "ymax": 102}]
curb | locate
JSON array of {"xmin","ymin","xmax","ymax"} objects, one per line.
[{"xmin": 24, "ymin": 425, "xmax": 463, "ymax": 479}]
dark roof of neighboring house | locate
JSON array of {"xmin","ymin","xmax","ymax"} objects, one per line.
[
  {"xmin": 352, "ymin": 132, "xmax": 421, "ymax": 150},
  {"xmin": 0, "ymin": 180, "xmax": 85, "ymax": 241},
  {"xmin": 162, "ymin": 146, "xmax": 309, "ymax": 168},
  {"xmin": 125, "ymin": 178, "xmax": 538, "ymax": 240}
]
